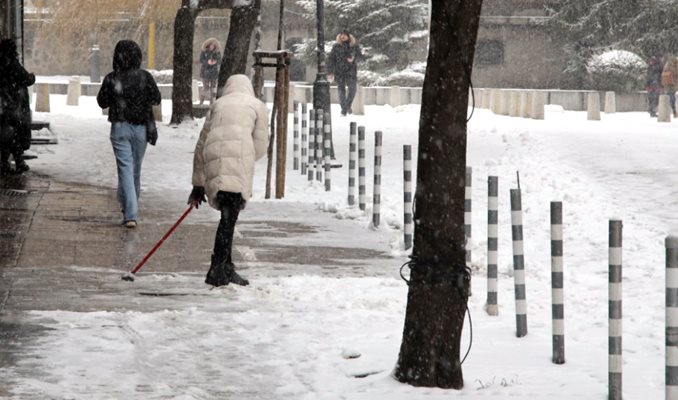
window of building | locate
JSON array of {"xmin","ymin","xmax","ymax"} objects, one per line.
[{"xmin": 475, "ymin": 39, "xmax": 505, "ymax": 66}]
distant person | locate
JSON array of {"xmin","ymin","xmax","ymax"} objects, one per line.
[
  {"xmin": 188, "ymin": 74, "xmax": 269, "ymax": 287},
  {"xmin": 327, "ymin": 29, "xmax": 362, "ymax": 116},
  {"xmin": 97, "ymin": 40, "xmax": 161, "ymax": 228},
  {"xmin": 646, "ymin": 55, "xmax": 663, "ymax": 117},
  {"xmin": 661, "ymin": 55, "xmax": 678, "ymax": 117},
  {"xmin": 0, "ymin": 39, "xmax": 35, "ymax": 175},
  {"xmin": 199, "ymin": 38, "xmax": 222, "ymax": 105}
]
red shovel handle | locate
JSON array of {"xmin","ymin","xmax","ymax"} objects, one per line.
[{"xmin": 129, "ymin": 205, "xmax": 194, "ymax": 275}]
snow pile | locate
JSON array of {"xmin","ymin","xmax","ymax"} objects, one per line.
[{"xmin": 586, "ymin": 49, "xmax": 646, "ymax": 92}]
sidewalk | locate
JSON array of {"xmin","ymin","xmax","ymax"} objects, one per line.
[{"xmin": 0, "ymin": 173, "xmax": 396, "ymax": 399}]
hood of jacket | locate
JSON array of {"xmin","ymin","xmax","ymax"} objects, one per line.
[
  {"xmin": 222, "ymin": 74, "xmax": 255, "ymax": 97},
  {"xmin": 202, "ymin": 37, "xmax": 222, "ymax": 52},
  {"xmin": 335, "ymin": 33, "xmax": 357, "ymax": 47},
  {"xmin": 113, "ymin": 40, "xmax": 142, "ymax": 72}
]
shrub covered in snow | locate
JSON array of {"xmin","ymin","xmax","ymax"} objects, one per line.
[
  {"xmin": 149, "ymin": 69, "xmax": 174, "ymax": 84},
  {"xmin": 586, "ymin": 50, "xmax": 645, "ymax": 92}
]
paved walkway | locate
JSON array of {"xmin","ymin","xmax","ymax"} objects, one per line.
[{"xmin": 0, "ymin": 173, "xmax": 395, "ymax": 398}]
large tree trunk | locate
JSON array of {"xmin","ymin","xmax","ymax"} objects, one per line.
[
  {"xmin": 170, "ymin": 5, "xmax": 197, "ymax": 124},
  {"xmin": 394, "ymin": 0, "xmax": 483, "ymax": 389},
  {"xmin": 217, "ymin": 0, "xmax": 261, "ymax": 95}
]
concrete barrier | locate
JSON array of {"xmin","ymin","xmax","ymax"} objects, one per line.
[
  {"xmin": 531, "ymin": 91, "xmax": 546, "ymax": 120},
  {"xmin": 66, "ymin": 76, "xmax": 81, "ymax": 106},
  {"xmin": 519, "ymin": 91, "xmax": 529, "ymax": 118},
  {"xmin": 192, "ymin": 80, "xmax": 200, "ymax": 103},
  {"xmin": 509, "ymin": 90, "xmax": 520, "ymax": 117},
  {"xmin": 490, "ymin": 89, "xmax": 501, "ymax": 114},
  {"xmin": 353, "ymin": 85, "xmax": 365, "ymax": 115},
  {"xmin": 34, "ymin": 83, "xmax": 50, "ymax": 113},
  {"xmin": 499, "ymin": 90, "xmax": 510, "ymax": 115},
  {"xmin": 482, "ymin": 89, "xmax": 491, "ymax": 109},
  {"xmin": 390, "ymin": 86, "xmax": 401, "ymax": 107},
  {"xmin": 587, "ymin": 92, "xmax": 601, "ymax": 121},
  {"xmin": 605, "ymin": 91, "xmax": 616, "ymax": 114},
  {"xmin": 658, "ymin": 94, "xmax": 672, "ymax": 122}
]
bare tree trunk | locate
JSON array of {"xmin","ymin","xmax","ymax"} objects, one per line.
[
  {"xmin": 217, "ymin": 0, "xmax": 261, "ymax": 94},
  {"xmin": 170, "ymin": 5, "xmax": 196, "ymax": 124},
  {"xmin": 394, "ymin": 0, "xmax": 483, "ymax": 390}
]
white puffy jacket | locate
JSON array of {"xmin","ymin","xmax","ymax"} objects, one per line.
[{"xmin": 192, "ymin": 74, "xmax": 269, "ymax": 209}]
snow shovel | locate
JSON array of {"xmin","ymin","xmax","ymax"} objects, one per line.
[{"xmin": 121, "ymin": 205, "xmax": 195, "ymax": 281}]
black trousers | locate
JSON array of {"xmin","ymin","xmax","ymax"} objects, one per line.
[
  {"xmin": 212, "ymin": 191, "xmax": 243, "ymax": 265},
  {"xmin": 336, "ymin": 75, "xmax": 357, "ymax": 113}
]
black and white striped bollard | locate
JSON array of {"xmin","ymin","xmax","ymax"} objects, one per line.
[
  {"xmin": 348, "ymin": 122, "xmax": 357, "ymax": 205},
  {"xmin": 551, "ymin": 201, "xmax": 565, "ymax": 364},
  {"xmin": 372, "ymin": 131, "xmax": 382, "ymax": 227},
  {"xmin": 293, "ymin": 101, "xmax": 299, "ymax": 170},
  {"xmin": 485, "ymin": 176, "xmax": 498, "ymax": 316},
  {"xmin": 301, "ymin": 103, "xmax": 308, "ymax": 175},
  {"xmin": 307, "ymin": 109, "xmax": 315, "ymax": 181},
  {"xmin": 315, "ymin": 110, "xmax": 324, "ymax": 182},
  {"xmin": 609, "ymin": 220, "xmax": 622, "ymax": 400},
  {"xmin": 358, "ymin": 126, "xmax": 366, "ymax": 211},
  {"xmin": 465, "ymin": 167, "xmax": 472, "ymax": 267},
  {"xmin": 324, "ymin": 111, "xmax": 331, "ymax": 191},
  {"xmin": 403, "ymin": 145, "xmax": 413, "ymax": 249},
  {"xmin": 510, "ymin": 188, "xmax": 528, "ymax": 337},
  {"xmin": 666, "ymin": 235, "xmax": 678, "ymax": 400}
]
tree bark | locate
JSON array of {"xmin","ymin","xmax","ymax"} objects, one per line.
[
  {"xmin": 217, "ymin": 0, "xmax": 261, "ymax": 95},
  {"xmin": 170, "ymin": 5, "xmax": 197, "ymax": 124},
  {"xmin": 394, "ymin": 0, "xmax": 483, "ymax": 389}
]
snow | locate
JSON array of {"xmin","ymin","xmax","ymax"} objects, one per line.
[{"xmin": 4, "ymin": 86, "xmax": 676, "ymax": 398}]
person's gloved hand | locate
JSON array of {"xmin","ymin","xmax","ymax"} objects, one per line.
[{"xmin": 188, "ymin": 186, "xmax": 206, "ymax": 208}]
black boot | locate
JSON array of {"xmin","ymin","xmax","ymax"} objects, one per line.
[
  {"xmin": 13, "ymin": 155, "xmax": 28, "ymax": 174},
  {"xmin": 205, "ymin": 254, "xmax": 228, "ymax": 286},
  {"xmin": 224, "ymin": 262, "xmax": 249, "ymax": 286}
]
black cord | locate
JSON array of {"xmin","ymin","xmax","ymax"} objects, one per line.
[{"xmin": 461, "ymin": 303, "xmax": 473, "ymax": 365}]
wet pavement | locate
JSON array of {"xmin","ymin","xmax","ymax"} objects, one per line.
[{"xmin": 0, "ymin": 173, "xmax": 396, "ymax": 398}]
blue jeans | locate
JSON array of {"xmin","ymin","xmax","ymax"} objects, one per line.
[{"xmin": 110, "ymin": 122, "xmax": 147, "ymax": 222}]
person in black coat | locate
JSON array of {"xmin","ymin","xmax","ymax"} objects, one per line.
[
  {"xmin": 0, "ymin": 39, "xmax": 35, "ymax": 175},
  {"xmin": 199, "ymin": 38, "xmax": 222, "ymax": 105},
  {"xmin": 646, "ymin": 55, "xmax": 663, "ymax": 117},
  {"xmin": 327, "ymin": 29, "xmax": 362, "ymax": 116},
  {"xmin": 97, "ymin": 40, "xmax": 161, "ymax": 228}
]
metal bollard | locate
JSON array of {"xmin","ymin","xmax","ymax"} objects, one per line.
[
  {"xmin": 666, "ymin": 235, "xmax": 678, "ymax": 400},
  {"xmin": 358, "ymin": 126, "xmax": 366, "ymax": 211},
  {"xmin": 372, "ymin": 131, "xmax": 383, "ymax": 227},
  {"xmin": 315, "ymin": 110, "xmax": 323, "ymax": 182},
  {"xmin": 465, "ymin": 167, "xmax": 472, "ymax": 267},
  {"xmin": 301, "ymin": 103, "xmax": 308, "ymax": 175},
  {"xmin": 403, "ymin": 145, "xmax": 413, "ymax": 250},
  {"xmin": 348, "ymin": 122, "xmax": 357, "ymax": 205},
  {"xmin": 293, "ymin": 101, "xmax": 299, "ymax": 170},
  {"xmin": 307, "ymin": 109, "xmax": 315, "ymax": 181},
  {"xmin": 510, "ymin": 188, "xmax": 528, "ymax": 337},
  {"xmin": 89, "ymin": 45, "xmax": 101, "ymax": 83},
  {"xmin": 609, "ymin": 220, "xmax": 623, "ymax": 400},
  {"xmin": 551, "ymin": 201, "xmax": 565, "ymax": 364},
  {"xmin": 324, "ymin": 111, "xmax": 331, "ymax": 191},
  {"xmin": 485, "ymin": 176, "xmax": 499, "ymax": 316}
]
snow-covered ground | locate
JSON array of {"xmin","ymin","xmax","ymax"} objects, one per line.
[{"xmin": 5, "ymin": 89, "xmax": 677, "ymax": 398}]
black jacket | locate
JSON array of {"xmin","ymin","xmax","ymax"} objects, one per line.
[
  {"xmin": 97, "ymin": 40, "xmax": 161, "ymax": 125},
  {"xmin": 327, "ymin": 34, "xmax": 362, "ymax": 79},
  {"xmin": 0, "ymin": 43, "xmax": 35, "ymax": 151}
]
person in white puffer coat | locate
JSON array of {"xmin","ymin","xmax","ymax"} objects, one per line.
[{"xmin": 188, "ymin": 74, "xmax": 269, "ymax": 287}]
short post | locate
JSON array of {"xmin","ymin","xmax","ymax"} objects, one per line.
[
  {"xmin": 372, "ymin": 131, "xmax": 383, "ymax": 227},
  {"xmin": 485, "ymin": 176, "xmax": 499, "ymax": 316},
  {"xmin": 510, "ymin": 188, "xmax": 528, "ymax": 337},
  {"xmin": 192, "ymin": 79, "xmax": 200, "ymax": 103},
  {"xmin": 35, "ymin": 83, "xmax": 50, "ymax": 113},
  {"xmin": 551, "ymin": 201, "xmax": 565, "ymax": 364},
  {"xmin": 465, "ymin": 167, "xmax": 472, "ymax": 267},
  {"xmin": 587, "ymin": 92, "xmax": 601, "ymax": 121},
  {"xmin": 605, "ymin": 91, "xmax": 616, "ymax": 114},
  {"xmin": 403, "ymin": 145, "xmax": 413, "ymax": 249},
  {"xmin": 609, "ymin": 220, "xmax": 623, "ymax": 400},
  {"xmin": 659, "ymin": 94, "xmax": 672, "ymax": 123},
  {"xmin": 315, "ymin": 109, "xmax": 324, "ymax": 182},
  {"xmin": 293, "ymin": 101, "xmax": 300, "ymax": 170},
  {"xmin": 307, "ymin": 109, "xmax": 316, "ymax": 181},
  {"xmin": 301, "ymin": 103, "xmax": 308, "ymax": 175},
  {"xmin": 324, "ymin": 111, "xmax": 332, "ymax": 191},
  {"xmin": 66, "ymin": 76, "xmax": 81, "ymax": 106},
  {"xmin": 358, "ymin": 126, "xmax": 366, "ymax": 211},
  {"xmin": 89, "ymin": 45, "xmax": 101, "ymax": 83},
  {"xmin": 152, "ymin": 104, "xmax": 162, "ymax": 122},
  {"xmin": 666, "ymin": 236, "xmax": 678, "ymax": 400},
  {"xmin": 348, "ymin": 122, "xmax": 357, "ymax": 205}
]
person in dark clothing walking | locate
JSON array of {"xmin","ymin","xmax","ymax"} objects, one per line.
[
  {"xmin": 327, "ymin": 29, "xmax": 362, "ymax": 116},
  {"xmin": 199, "ymin": 38, "xmax": 222, "ymax": 105},
  {"xmin": 0, "ymin": 39, "xmax": 35, "ymax": 175},
  {"xmin": 188, "ymin": 75, "xmax": 269, "ymax": 287},
  {"xmin": 97, "ymin": 40, "xmax": 161, "ymax": 228},
  {"xmin": 646, "ymin": 55, "xmax": 664, "ymax": 117}
]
